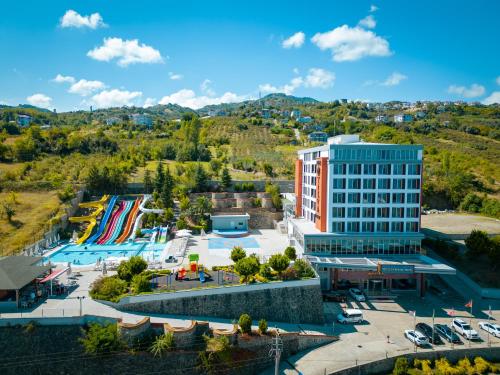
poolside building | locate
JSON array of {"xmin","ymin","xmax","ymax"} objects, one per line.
[
  {"xmin": 289, "ymin": 135, "xmax": 454, "ymax": 295},
  {"xmin": 210, "ymin": 213, "xmax": 250, "ymax": 236}
]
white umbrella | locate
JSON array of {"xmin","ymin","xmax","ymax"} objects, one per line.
[
  {"xmin": 56, "ymin": 233, "xmax": 60, "ymax": 242},
  {"xmin": 102, "ymin": 261, "xmax": 107, "ymax": 276},
  {"xmin": 67, "ymin": 262, "xmax": 72, "ymax": 276}
]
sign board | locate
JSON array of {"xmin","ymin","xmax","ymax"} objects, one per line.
[
  {"xmin": 188, "ymin": 253, "xmax": 199, "ymax": 262},
  {"xmin": 380, "ymin": 264, "xmax": 415, "ymax": 274}
]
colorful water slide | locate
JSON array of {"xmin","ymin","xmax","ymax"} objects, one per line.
[
  {"xmin": 115, "ymin": 198, "xmax": 142, "ymax": 243},
  {"xmin": 158, "ymin": 227, "xmax": 168, "ymax": 243},
  {"xmin": 139, "ymin": 194, "xmax": 164, "ymax": 214},
  {"xmin": 97, "ymin": 201, "xmax": 126, "ymax": 245},
  {"xmin": 86, "ymin": 195, "xmax": 118, "ymax": 244},
  {"xmin": 104, "ymin": 200, "xmax": 134, "ymax": 245},
  {"xmin": 68, "ymin": 195, "xmax": 109, "ymax": 245},
  {"xmin": 129, "ymin": 213, "xmax": 145, "ymax": 241}
]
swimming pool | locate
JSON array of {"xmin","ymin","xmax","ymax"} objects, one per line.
[
  {"xmin": 46, "ymin": 242, "xmax": 166, "ymax": 265},
  {"xmin": 208, "ymin": 237, "xmax": 260, "ymax": 250}
]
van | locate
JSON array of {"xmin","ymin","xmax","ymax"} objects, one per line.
[{"xmin": 337, "ymin": 309, "xmax": 364, "ymax": 324}]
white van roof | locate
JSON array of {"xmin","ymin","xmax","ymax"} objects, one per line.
[{"xmin": 344, "ymin": 309, "xmax": 362, "ymax": 315}]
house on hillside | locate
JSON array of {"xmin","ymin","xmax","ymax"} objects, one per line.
[
  {"xmin": 375, "ymin": 115, "xmax": 388, "ymax": 123},
  {"xmin": 298, "ymin": 116, "xmax": 313, "ymax": 124},
  {"xmin": 303, "ymin": 124, "xmax": 325, "ymax": 132},
  {"xmin": 394, "ymin": 113, "xmax": 413, "ymax": 123},
  {"xmin": 281, "ymin": 110, "xmax": 290, "ymax": 117},
  {"xmin": 261, "ymin": 109, "xmax": 271, "ymax": 119},
  {"xmin": 290, "ymin": 109, "xmax": 301, "ymax": 119},
  {"xmin": 16, "ymin": 114, "xmax": 31, "ymax": 127},
  {"xmin": 131, "ymin": 114, "xmax": 153, "ymax": 128},
  {"xmin": 415, "ymin": 111, "xmax": 426, "ymax": 119},
  {"xmin": 105, "ymin": 117, "xmax": 120, "ymax": 126},
  {"xmin": 308, "ymin": 131, "xmax": 328, "ymax": 143}
]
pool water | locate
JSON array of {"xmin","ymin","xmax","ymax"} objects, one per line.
[
  {"xmin": 47, "ymin": 242, "xmax": 165, "ymax": 265},
  {"xmin": 208, "ymin": 237, "xmax": 260, "ymax": 250}
]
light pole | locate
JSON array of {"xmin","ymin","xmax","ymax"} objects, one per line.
[{"xmin": 76, "ymin": 296, "xmax": 86, "ymax": 316}]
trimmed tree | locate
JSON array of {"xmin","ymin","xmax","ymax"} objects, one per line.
[
  {"xmin": 234, "ymin": 256, "xmax": 259, "ymax": 283},
  {"xmin": 220, "ymin": 167, "xmax": 232, "ymax": 189},
  {"xmin": 268, "ymin": 254, "xmax": 290, "ymax": 278},
  {"xmin": 284, "ymin": 246, "xmax": 297, "ymax": 261},
  {"xmin": 465, "ymin": 230, "xmax": 491, "ymax": 257},
  {"xmin": 238, "ymin": 313, "xmax": 252, "ymax": 334},
  {"xmin": 258, "ymin": 319, "xmax": 268, "ymax": 335},
  {"xmin": 230, "ymin": 246, "xmax": 246, "ymax": 263}
]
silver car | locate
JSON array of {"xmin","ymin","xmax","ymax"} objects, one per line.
[{"xmin": 479, "ymin": 322, "xmax": 500, "ymax": 338}]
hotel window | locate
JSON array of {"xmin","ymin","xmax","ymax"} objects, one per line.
[
  {"xmin": 391, "ymin": 222, "xmax": 404, "ymax": 232},
  {"xmin": 377, "ymin": 193, "xmax": 390, "ymax": 204},
  {"xmin": 362, "ymin": 207, "xmax": 375, "ymax": 218},
  {"xmin": 333, "ymin": 178, "xmax": 346, "ymax": 189},
  {"xmin": 348, "ymin": 164, "xmax": 362, "ymax": 175},
  {"xmin": 378, "ymin": 178, "xmax": 391, "ymax": 189},
  {"xmin": 407, "ymin": 193, "xmax": 420, "ymax": 204},
  {"xmin": 377, "ymin": 222, "xmax": 390, "ymax": 232},
  {"xmin": 362, "ymin": 222, "xmax": 375, "ymax": 232},
  {"xmin": 332, "ymin": 193, "xmax": 345, "ymax": 204},
  {"xmin": 408, "ymin": 179, "xmax": 420, "ymax": 189},
  {"xmin": 393, "ymin": 164, "xmax": 406, "ymax": 175},
  {"xmin": 406, "ymin": 207, "xmax": 419, "ymax": 218},
  {"xmin": 392, "ymin": 207, "xmax": 405, "ymax": 218},
  {"xmin": 406, "ymin": 221, "xmax": 419, "ymax": 232},
  {"xmin": 332, "ymin": 163, "xmax": 346, "ymax": 174},
  {"xmin": 348, "ymin": 193, "xmax": 361, "ymax": 204},
  {"xmin": 377, "ymin": 207, "xmax": 390, "ymax": 218},
  {"xmin": 378, "ymin": 164, "xmax": 391, "ymax": 175},
  {"xmin": 347, "ymin": 207, "xmax": 360, "ymax": 218},
  {"xmin": 332, "ymin": 222, "xmax": 345, "ymax": 233},
  {"xmin": 346, "ymin": 222, "xmax": 360, "ymax": 233},
  {"xmin": 362, "ymin": 193, "xmax": 376, "ymax": 204},
  {"xmin": 332, "ymin": 207, "xmax": 345, "ymax": 218},
  {"xmin": 348, "ymin": 178, "xmax": 361, "ymax": 189},
  {"xmin": 363, "ymin": 178, "xmax": 376, "ymax": 189},
  {"xmin": 363, "ymin": 164, "xmax": 377, "ymax": 175},
  {"xmin": 392, "ymin": 193, "xmax": 405, "ymax": 204},
  {"xmin": 407, "ymin": 164, "xmax": 421, "ymax": 175},
  {"xmin": 392, "ymin": 179, "xmax": 405, "ymax": 189}
]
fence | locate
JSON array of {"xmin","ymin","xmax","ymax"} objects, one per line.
[{"xmin": 0, "ymin": 313, "xmax": 116, "ymax": 327}]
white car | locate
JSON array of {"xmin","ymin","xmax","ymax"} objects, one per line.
[
  {"xmin": 478, "ymin": 322, "xmax": 500, "ymax": 338},
  {"xmin": 337, "ymin": 309, "xmax": 364, "ymax": 324},
  {"xmin": 349, "ymin": 288, "xmax": 366, "ymax": 302},
  {"xmin": 404, "ymin": 330, "xmax": 429, "ymax": 347},
  {"xmin": 451, "ymin": 318, "xmax": 480, "ymax": 340}
]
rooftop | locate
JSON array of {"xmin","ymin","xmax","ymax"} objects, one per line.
[{"xmin": 0, "ymin": 256, "xmax": 52, "ymax": 290}]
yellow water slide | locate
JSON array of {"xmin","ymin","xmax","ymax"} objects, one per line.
[{"xmin": 69, "ymin": 195, "xmax": 109, "ymax": 245}]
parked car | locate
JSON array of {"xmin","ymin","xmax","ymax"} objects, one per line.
[
  {"xmin": 337, "ymin": 309, "xmax": 364, "ymax": 324},
  {"xmin": 349, "ymin": 288, "xmax": 366, "ymax": 302},
  {"xmin": 415, "ymin": 323, "xmax": 444, "ymax": 345},
  {"xmin": 452, "ymin": 319, "xmax": 480, "ymax": 340},
  {"xmin": 322, "ymin": 291, "xmax": 347, "ymax": 303},
  {"xmin": 478, "ymin": 322, "xmax": 500, "ymax": 338},
  {"xmin": 165, "ymin": 256, "xmax": 177, "ymax": 263},
  {"xmin": 435, "ymin": 324, "xmax": 462, "ymax": 344},
  {"xmin": 404, "ymin": 330, "xmax": 429, "ymax": 347}
]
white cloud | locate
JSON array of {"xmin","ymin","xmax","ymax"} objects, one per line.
[
  {"xmin": 370, "ymin": 5, "xmax": 378, "ymax": 12},
  {"xmin": 282, "ymin": 32, "xmax": 305, "ymax": 49},
  {"xmin": 169, "ymin": 72, "xmax": 183, "ymax": 80},
  {"xmin": 91, "ymin": 89, "xmax": 142, "ymax": 108},
  {"xmin": 60, "ymin": 10, "xmax": 106, "ymax": 29},
  {"xmin": 496, "ymin": 76, "xmax": 500, "ymax": 86},
  {"xmin": 260, "ymin": 68, "xmax": 335, "ymax": 95},
  {"xmin": 200, "ymin": 79, "xmax": 215, "ymax": 96},
  {"xmin": 87, "ymin": 37, "xmax": 163, "ymax": 67},
  {"xmin": 358, "ymin": 15, "xmax": 376, "ymax": 29},
  {"xmin": 447, "ymin": 83, "xmax": 485, "ymax": 98},
  {"xmin": 482, "ymin": 92, "xmax": 500, "ymax": 105},
  {"xmin": 382, "ymin": 72, "xmax": 407, "ymax": 86},
  {"xmin": 159, "ymin": 89, "xmax": 246, "ymax": 109},
  {"xmin": 311, "ymin": 25, "xmax": 391, "ymax": 62},
  {"xmin": 143, "ymin": 98, "xmax": 157, "ymax": 108},
  {"xmin": 53, "ymin": 74, "xmax": 75, "ymax": 84},
  {"xmin": 68, "ymin": 79, "xmax": 106, "ymax": 96},
  {"xmin": 27, "ymin": 93, "xmax": 52, "ymax": 108},
  {"xmin": 293, "ymin": 67, "xmax": 300, "ymax": 75}
]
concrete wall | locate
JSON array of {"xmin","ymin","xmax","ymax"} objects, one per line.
[
  {"xmin": 0, "ymin": 314, "xmax": 116, "ymax": 327},
  {"xmin": 113, "ymin": 280, "xmax": 324, "ymax": 324}
]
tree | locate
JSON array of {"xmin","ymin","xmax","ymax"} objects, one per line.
[
  {"xmin": 234, "ymin": 257, "xmax": 259, "ymax": 283},
  {"xmin": 80, "ymin": 323, "xmax": 124, "ymax": 355},
  {"xmin": 262, "ymin": 162, "xmax": 274, "ymax": 177},
  {"xmin": 1, "ymin": 202, "xmax": 16, "ymax": 222},
  {"xmin": 161, "ymin": 167, "xmax": 174, "ymax": 208},
  {"xmin": 150, "ymin": 333, "xmax": 175, "ymax": 357},
  {"xmin": 193, "ymin": 196, "xmax": 212, "ymax": 219},
  {"xmin": 460, "ymin": 193, "xmax": 483, "ymax": 213},
  {"xmin": 465, "ymin": 230, "xmax": 492, "ymax": 257},
  {"xmin": 489, "ymin": 236, "xmax": 500, "ymax": 270},
  {"xmin": 238, "ymin": 313, "xmax": 252, "ymax": 334},
  {"xmin": 220, "ymin": 167, "xmax": 232, "ymax": 189},
  {"xmin": 131, "ymin": 274, "xmax": 151, "ymax": 294},
  {"xmin": 284, "ymin": 246, "xmax": 297, "ymax": 261},
  {"xmin": 143, "ymin": 169, "xmax": 153, "ymax": 194},
  {"xmin": 293, "ymin": 259, "xmax": 316, "ymax": 278},
  {"xmin": 230, "ymin": 246, "xmax": 246, "ymax": 263},
  {"xmin": 268, "ymin": 254, "xmax": 290, "ymax": 277},
  {"xmin": 89, "ymin": 276, "xmax": 128, "ymax": 302},
  {"xmin": 117, "ymin": 256, "xmax": 147, "ymax": 282},
  {"xmin": 193, "ymin": 163, "xmax": 209, "ymax": 192},
  {"xmin": 392, "ymin": 357, "xmax": 409, "ymax": 375},
  {"xmin": 209, "ymin": 159, "xmax": 222, "ymax": 175},
  {"xmin": 154, "ymin": 161, "xmax": 164, "ymax": 192},
  {"xmin": 258, "ymin": 319, "xmax": 268, "ymax": 335}
]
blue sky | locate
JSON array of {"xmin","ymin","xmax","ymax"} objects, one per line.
[{"xmin": 1, "ymin": 0, "xmax": 499, "ymax": 111}]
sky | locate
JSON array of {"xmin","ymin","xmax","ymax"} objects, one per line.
[{"xmin": 1, "ymin": 0, "xmax": 499, "ymax": 111}]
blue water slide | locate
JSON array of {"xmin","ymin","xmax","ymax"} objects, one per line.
[{"xmin": 86, "ymin": 195, "xmax": 118, "ymax": 244}]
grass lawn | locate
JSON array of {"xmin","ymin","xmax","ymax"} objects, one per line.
[{"xmin": 0, "ymin": 191, "xmax": 66, "ymax": 255}]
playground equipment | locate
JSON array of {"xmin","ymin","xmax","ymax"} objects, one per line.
[
  {"xmin": 175, "ymin": 254, "xmax": 209, "ymax": 283},
  {"xmin": 116, "ymin": 197, "xmax": 142, "ymax": 243},
  {"xmin": 68, "ymin": 195, "xmax": 109, "ymax": 245},
  {"xmin": 97, "ymin": 201, "xmax": 126, "ymax": 244},
  {"xmin": 86, "ymin": 195, "xmax": 118, "ymax": 244},
  {"xmin": 104, "ymin": 200, "xmax": 134, "ymax": 245}
]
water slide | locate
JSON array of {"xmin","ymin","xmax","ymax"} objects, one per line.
[
  {"xmin": 115, "ymin": 197, "xmax": 142, "ymax": 243},
  {"xmin": 158, "ymin": 227, "xmax": 168, "ymax": 243},
  {"xmin": 68, "ymin": 195, "xmax": 108, "ymax": 245},
  {"xmin": 104, "ymin": 200, "xmax": 134, "ymax": 245},
  {"xmin": 86, "ymin": 195, "xmax": 118, "ymax": 244},
  {"xmin": 96, "ymin": 201, "xmax": 125, "ymax": 244},
  {"xmin": 128, "ymin": 194, "xmax": 165, "ymax": 242}
]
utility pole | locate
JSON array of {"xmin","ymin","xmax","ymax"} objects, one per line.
[
  {"xmin": 270, "ymin": 328, "xmax": 283, "ymax": 375},
  {"xmin": 76, "ymin": 296, "xmax": 86, "ymax": 316}
]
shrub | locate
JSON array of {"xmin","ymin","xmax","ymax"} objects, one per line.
[
  {"xmin": 392, "ymin": 357, "xmax": 409, "ymax": 375},
  {"xmin": 238, "ymin": 313, "xmax": 252, "ymax": 334},
  {"xmin": 230, "ymin": 246, "xmax": 246, "ymax": 263},
  {"xmin": 473, "ymin": 357, "xmax": 495, "ymax": 374},
  {"xmin": 293, "ymin": 259, "xmax": 316, "ymax": 278},
  {"xmin": 117, "ymin": 256, "xmax": 148, "ymax": 282},
  {"xmin": 268, "ymin": 254, "xmax": 290, "ymax": 277},
  {"xmin": 24, "ymin": 321, "xmax": 37, "ymax": 334},
  {"xmin": 131, "ymin": 274, "xmax": 152, "ymax": 294},
  {"xmin": 258, "ymin": 319, "xmax": 268, "ymax": 335},
  {"xmin": 281, "ymin": 267, "xmax": 298, "ymax": 281},
  {"xmin": 465, "ymin": 230, "xmax": 492, "ymax": 257},
  {"xmin": 284, "ymin": 246, "xmax": 297, "ymax": 261},
  {"xmin": 434, "ymin": 358, "xmax": 455, "ymax": 375},
  {"xmin": 259, "ymin": 263, "xmax": 273, "ymax": 279},
  {"xmin": 234, "ymin": 257, "xmax": 259, "ymax": 283},
  {"xmin": 80, "ymin": 323, "xmax": 124, "ymax": 355},
  {"xmin": 90, "ymin": 276, "xmax": 128, "ymax": 302},
  {"xmin": 150, "ymin": 333, "xmax": 175, "ymax": 357}
]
